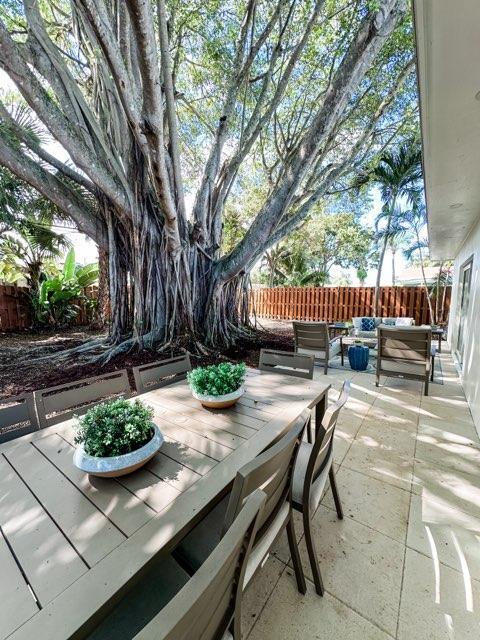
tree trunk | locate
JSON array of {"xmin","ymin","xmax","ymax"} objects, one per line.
[
  {"xmin": 416, "ymin": 232, "xmax": 434, "ymax": 324},
  {"xmin": 391, "ymin": 247, "xmax": 396, "ymax": 286},
  {"xmin": 91, "ymin": 247, "xmax": 109, "ymax": 330}
]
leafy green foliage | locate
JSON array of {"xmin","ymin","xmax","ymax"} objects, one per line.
[
  {"xmin": 74, "ymin": 399, "xmax": 155, "ymax": 458},
  {"xmin": 187, "ymin": 362, "xmax": 246, "ymax": 396},
  {"xmin": 257, "ymin": 209, "xmax": 372, "ymax": 287},
  {"xmin": 35, "ymin": 248, "xmax": 99, "ymax": 328}
]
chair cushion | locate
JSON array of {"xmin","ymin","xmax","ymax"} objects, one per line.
[
  {"xmin": 173, "ymin": 494, "xmax": 229, "ymax": 574},
  {"xmin": 88, "ymin": 554, "xmax": 190, "ymax": 640},
  {"xmin": 297, "ymin": 347, "xmax": 326, "ymax": 360},
  {"xmin": 395, "ymin": 317, "xmax": 414, "ymax": 327},
  {"xmin": 292, "ymin": 442, "xmax": 332, "ymax": 513},
  {"xmin": 361, "ymin": 317, "xmax": 376, "ymax": 331},
  {"xmin": 356, "ymin": 330, "xmax": 377, "ymax": 339},
  {"xmin": 380, "ymin": 360, "xmax": 427, "ymax": 376},
  {"xmin": 382, "ymin": 317, "xmax": 396, "ymax": 326}
]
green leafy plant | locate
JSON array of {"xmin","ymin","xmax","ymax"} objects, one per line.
[
  {"xmin": 36, "ymin": 248, "xmax": 99, "ymax": 328},
  {"xmin": 74, "ymin": 399, "xmax": 154, "ymax": 458},
  {"xmin": 187, "ymin": 362, "xmax": 247, "ymax": 397}
]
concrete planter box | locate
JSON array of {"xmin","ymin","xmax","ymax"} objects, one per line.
[
  {"xmin": 73, "ymin": 424, "xmax": 163, "ymax": 478},
  {"xmin": 192, "ymin": 386, "xmax": 244, "ymax": 409}
]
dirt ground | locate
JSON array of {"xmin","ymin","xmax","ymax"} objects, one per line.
[{"xmin": 0, "ymin": 321, "xmax": 294, "ymax": 400}]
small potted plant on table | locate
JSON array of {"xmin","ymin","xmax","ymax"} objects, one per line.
[
  {"xmin": 73, "ymin": 399, "xmax": 163, "ymax": 477},
  {"xmin": 188, "ymin": 362, "xmax": 247, "ymax": 408}
]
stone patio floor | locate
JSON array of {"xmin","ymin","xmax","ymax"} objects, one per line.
[{"xmin": 242, "ymin": 347, "xmax": 480, "ymax": 639}]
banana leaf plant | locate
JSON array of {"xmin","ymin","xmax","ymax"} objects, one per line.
[{"xmin": 36, "ymin": 248, "xmax": 99, "ymax": 328}]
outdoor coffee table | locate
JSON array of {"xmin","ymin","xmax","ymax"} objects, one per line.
[
  {"xmin": 0, "ymin": 369, "xmax": 330, "ymax": 640},
  {"xmin": 342, "ymin": 336, "xmax": 378, "ymax": 353},
  {"xmin": 431, "ymin": 328, "xmax": 444, "ymax": 353}
]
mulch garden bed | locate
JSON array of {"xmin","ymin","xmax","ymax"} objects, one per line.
[{"xmin": 0, "ymin": 324, "xmax": 294, "ymax": 400}]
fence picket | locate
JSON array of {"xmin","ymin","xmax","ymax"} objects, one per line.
[{"xmin": 250, "ymin": 286, "xmax": 450, "ymax": 325}]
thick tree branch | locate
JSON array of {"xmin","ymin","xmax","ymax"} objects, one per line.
[
  {"xmin": 217, "ymin": 0, "xmax": 407, "ymax": 281},
  {"xmin": 0, "ymin": 132, "xmax": 107, "ymax": 247},
  {"xmin": 0, "ymin": 18, "xmax": 131, "ymax": 214}
]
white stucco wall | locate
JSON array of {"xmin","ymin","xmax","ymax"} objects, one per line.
[{"xmin": 448, "ymin": 217, "xmax": 480, "ymax": 435}]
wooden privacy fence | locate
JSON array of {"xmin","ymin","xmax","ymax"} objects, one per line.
[
  {"xmin": 250, "ymin": 286, "xmax": 451, "ymax": 326},
  {"xmin": 0, "ymin": 284, "xmax": 98, "ymax": 331}
]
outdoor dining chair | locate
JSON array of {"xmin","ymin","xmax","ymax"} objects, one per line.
[
  {"xmin": 291, "ymin": 380, "xmax": 350, "ymax": 596},
  {"xmin": 89, "ymin": 490, "xmax": 266, "ymax": 640},
  {"xmin": 259, "ymin": 348, "xmax": 317, "ymax": 442},
  {"xmin": 292, "ymin": 321, "xmax": 344, "ymax": 374},
  {"xmin": 132, "ymin": 354, "xmax": 191, "ymax": 394},
  {"xmin": 173, "ymin": 411, "xmax": 309, "ymax": 595},
  {"xmin": 34, "ymin": 369, "xmax": 131, "ymax": 429},
  {"xmin": 0, "ymin": 393, "xmax": 39, "ymax": 444},
  {"xmin": 259, "ymin": 348, "xmax": 314, "ymax": 379},
  {"xmin": 376, "ymin": 326, "xmax": 433, "ymax": 395}
]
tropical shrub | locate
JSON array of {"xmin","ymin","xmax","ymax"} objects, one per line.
[
  {"xmin": 36, "ymin": 248, "xmax": 99, "ymax": 328},
  {"xmin": 74, "ymin": 399, "xmax": 154, "ymax": 458},
  {"xmin": 187, "ymin": 362, "xmax": 247, "ymax": 397}
]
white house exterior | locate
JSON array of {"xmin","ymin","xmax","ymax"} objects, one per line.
[{"xmin": 414, "ymin": 0, "xmax": 480, "ymax": 434}]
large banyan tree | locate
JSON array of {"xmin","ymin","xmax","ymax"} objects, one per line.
[{"xmin": 0, "ymin": 0, "xmax": 416, "ymax": 353}]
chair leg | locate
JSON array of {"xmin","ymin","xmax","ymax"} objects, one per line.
[
  {"xmin": 431, "ymin": 358, "xmax": 434, "ymax": 381},
  {"xmin": 424, "ymin": 376, "xmax": 429, "ymax": 396},
  {"xmin": 286, "ymin": 515, "xmax": 307, "ymax": 595},
  {"xmin": 328, "ymin": 467, "xmax": 343, "ymax": 520},
  {"xmin": 324, "ymin": 361, "xmax": 328, "ymax": 375},
  {"xmin": 303, "ymin": 510, "xmax": 324, "ymax": 596}
]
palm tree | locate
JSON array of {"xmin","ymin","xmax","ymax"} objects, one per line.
[
  {"xmin": 0, "ymin": 214, "xmax": 71, "ymax": 293},
  {"xmin": 370, "ymin": 142, "xmax": 422, "ymax": 314},
  {"xmin": 402, "ymin": 196, "xmax": 435, "ymax": 323}
]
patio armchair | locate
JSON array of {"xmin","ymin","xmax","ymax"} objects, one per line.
[
  {"xmin": 376, "ymin": 326, "xmax": 433, "ymax": 395},
  {"xmin": 89, "ymin": 490, "xmax": 266, "ymax": 640},
  {"xmin": 259, "ymin": 348, "xmax": 314, "ymax": 379},
  {"xmin": 173, "ymin": 411, "xmax": 309, "ymax": 595},
  {"xmin": 0, "ymin": 393, "xmax": 39, "ymax": 444},
  {"xmin": 292, "ymin": 321, "xmax": 343, "ymax": 374},
  {"xmin": 291, "ymin": 380, "xmax": 350, "ymax": 596},
  {"xmin": 34, "ymin": 370, "xmax": 131, "ymax": 429},
  {"xmin": 132, "ymin": 354, "xmax": 191, "ymax": 394}
]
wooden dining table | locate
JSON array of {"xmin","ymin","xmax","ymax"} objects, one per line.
[{"xmin": 0, "ymin": 368, "xmax": 329, "ymax": 640}]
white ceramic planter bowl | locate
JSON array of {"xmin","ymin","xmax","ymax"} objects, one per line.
[
  {"xmin": 73, "ymin": 424, "xmax": 163, "ymax": 478},
  {"xmin": 192, "ymin": 386, "xmax": 244, "ymax": 409}
]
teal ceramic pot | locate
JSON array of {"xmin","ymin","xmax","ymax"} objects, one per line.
[{"xmin": 348, "ymin": 344, "xmax": 369, "ymax": 371}]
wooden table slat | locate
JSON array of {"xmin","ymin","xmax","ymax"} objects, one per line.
[
  {"xmin": 156, "ymin": 421, "xmax": 233, "ymax": 461},
  {"xmin": 0, "ymin": 455, "xmax": 87, "ymax": 606},
  {"xmin": 147, "ymin": 394, "xmax": 258, "ymax": 440},
  {"xmin": 146, "ymin": 386, "xmax": 267, "ymax": 431},
  {"xmin": 4, "ymin": 442, "xmax": 126, "ymax": 566},
  {"xmin": 151, "ymin": 403, "xmax": 248, "ymax": 448},
  {"xmin": 159, "ymin": 436, "xmax": 218, "ymax": 476},
  {"xmin": 0, "ymin": 528, "xmax": 39, "ymax": 639},
  {"xmin": 117, "ymin": 468, "xmax": 182, "ymax": 513},
  {"xmin": 34, "ymin": 434, "xmax": 156, "ymax": 536},
  {"xmin": 146, "ymin": 452, "xmax": 202, "ymax": 492}
]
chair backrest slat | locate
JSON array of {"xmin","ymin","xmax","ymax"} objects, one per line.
[
  {"xmin": 0, "ymin": 394, "xmax": 39, "ymax": 444},
  {"xmin": 133, "ymin": 490, "xmax": 266, "ymax": 640},
  {"xmin": 223, "ymin": 411, "xmax": 308, "ymax": 536},
  {"xmin": 258, "ymin": 349, "xmax": 314, "ymax": 379},
  {"xmin": 293, "ymin": 321, "xmax": 329, "ymax": 351},
  {"xmin": 34, "ymin": 370, "xmax": 131, "ymax": 429},
  {"xmin": 378, "ymin": 328, "xmax": 431, "ymax": 368},
  {"xmin": 306, "ymin": 381, "xmax": 350, "ymax": 494},
  {"xmin": 132, "ymin": 355, "xmax": 191, "ymax": 394}
]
